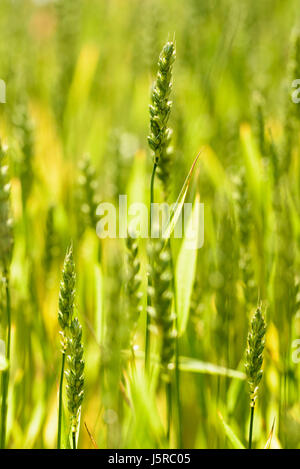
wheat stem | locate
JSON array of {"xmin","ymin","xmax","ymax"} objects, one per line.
[
  {"xmin": 146, "ymin": 41, "xmax": 176, "ymax": 371},
  {"xmin": 248, "ymin": 405, "xmax": 255, "ymax": 449},
  {"xmin": 0, "ymin": 143, "xmax": 14, "ymax": 449},
  {"xmin": 57, "ymin": 351, "xmax": 66, "ymax": 449},
  {"xmin": 125, "ymin": 235, "xmax": 142, "ymax": 360},
  {"xmin": 72, "ymin": 431, "xmax": 76, "ymax": 450},
  {"xmin": 169, "ymin": 240, "xmax": 182, "ymax": 447},
  {"xmin": 245, "ymin": 307, "xmax": 266, "ymax": 450},
  {"xmin": 0, "ymin": 275, "xmax": 11, "ymax": 449},
  {"xmin": 166, "ymin": 380, "xmax": 172, "ymax": 442},
  {"xmin": 145, "ymin": 162, "xmax": 157, "ymax": 370}
]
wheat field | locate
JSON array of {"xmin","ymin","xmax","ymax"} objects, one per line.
[{"xmin": 0, "ymin": 0, "xmax": 300, "ymax": 450}]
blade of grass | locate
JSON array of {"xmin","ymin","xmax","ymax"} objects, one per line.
[
  {"xmin": 264, "ymin": 418, "xmax": 276, "ymax": 449},
  {"xmin": 176, "ymin": 192, "xmax": 202, "ymax": 336},
  {"xmin": 218, "ymin": 412, "xmax": 245, "ymax": 449},
  {"xmin": 179, "ymin": 356, "xmax": 246, "ymax": 380},
  {"xmin": 162, "ymin": 150, "xmax": 202, "ymax": 240}
]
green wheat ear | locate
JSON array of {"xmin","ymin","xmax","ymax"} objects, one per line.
[
  {"xmin": 125, "ymin": 235, "xmax": 143, "ymax": 349},
  {"xmin": 65, "ymin": 317, "xmax": 84, "ymax": 447},
  {"xmin": 245, "ymin": 307, "xmax": 266, "ymax": 406},
  {"xmin": 234, "ymin": 170, "xmax": 256, "ymax": 308},
  {"xmin": 57, "ymin": 244, "xmax": 84, "ymax": 449},
  {"xmin": 148, "ymin": 41, "xmax": 176, "ymax": 198},
  {"xmin": 253, "ymin": 91, "xmax": 265, "ymax": 157},
  {"xmin": 13, "ymin": 102, "xmax": 35, "ymax": 206},
  {"xmin": 58, "ymin": 244, "xmax": 76, "ymax": 340},
  {"xmin": 0, "ymin": 143, "xmax": 14, "ymax": 274},
  {"xmin": 147, "ymin": 239, "xmax": 176, "ymax": 381},
  {"xmin": 44, "ymin": 204, "xmax": 59, "ymax": 273},
  {"xmin": 57, "ymin": 243, "xmax": 76, "ymax": 449},
  {"xmin": 77, "ymin": 155, "xmax": 99, "ymax": 231}
]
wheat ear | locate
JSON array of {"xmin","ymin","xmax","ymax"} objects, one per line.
[
  {"xmin": 57, "ymin": 244, "xmax": 75, "ymax": 449},
  {"xmin": 245, "ymin": 307, "xmax": 266, "ymax": 449},
  {"xmin": 65, "ymin": 317, "xmax": 84, "ymax": 449}
]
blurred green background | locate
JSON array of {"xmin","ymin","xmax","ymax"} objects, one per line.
[{"xmin": 0, "ymin": 0, "xmax": 300, "ymax": 449}]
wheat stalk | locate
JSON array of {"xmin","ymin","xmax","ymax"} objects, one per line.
[
  {"xmin": 44, "ymin": 204, "xmax": 59, "ymax": 273},
  {"xmin": 234, "ymin": 170, "xmax": 256, "ymax": 308},
  {"xmin": 148, "ymin": 239, "xmax": 176, "ymax": 439},
  {"xmin": 253, "ymin": 91, "xmax": 266, "ymax": 157},
  {"xmin": 148, "ymin": 239, "xmax": 176, "ymax": 378},
  {"xmin": 13, "ymin": 102, "xmax": 34, "ymax": 207},
  {"xmin": 57, "ymin": 243, "xmax": 75, "ymax": 449},
  {"xmin": 145, "ymin": 40, "xmax": 176, "ymax": 369},
  {"xmin": 125, "ymin": 235, "xmax": 142, "ymax": 354},
  {"xmin": 0, "ymin": 144, "xmax": 14, "ymax": 275},
  {"xmin": 245, "ymin": 306, "xmax": 266, "ymax": 449},
  {"xmin": 148, "ymin": 40, "xmax": 176, "ymax": 199},
  {"xmin": 54, "ymin": 0, "xmax": 81, "ymax": 124},
  {"xmin": 0, "ymin": 142, "xmax": 14, "ymax": 449},
  {"xmin": 77, "ymin": 154, "xmax": 99, "ymax": 231},
  {"xmin": 215, "ymin": 203, "xmax": 238, "ymax": 369},
  {"xmin": 65, "ymin": 317, "xmax": 84, "ymax": 449}
]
